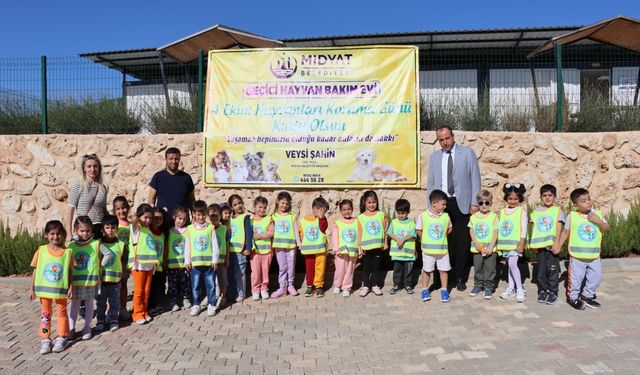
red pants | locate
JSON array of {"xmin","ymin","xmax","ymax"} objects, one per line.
[
  {"xmin": 39, "ymin": 298, "xmax": 69, "ymax": 339},
  {"xmin": 304, "ymin": 253, "xmax": 326, "ymax": 288}
]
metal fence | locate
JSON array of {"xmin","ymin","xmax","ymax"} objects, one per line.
[{"xmin": 1, "ymin": 43, "xmax": 639, "ymax": 134}]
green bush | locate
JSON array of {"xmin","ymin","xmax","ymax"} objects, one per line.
[
  {"xmin": 0, "ymin": 222, "xmax": 43, "ymax": 276},
  {"xmin": 146, "ymin": 104, "xmax": 198, "ymax": 134},
  {"xmin": 48, "ymin": 98, "xmax": 142, "ymax": 134},
  {"xmin": 0, "ymin": 99, "xmax": 41, "ymax": 134}
]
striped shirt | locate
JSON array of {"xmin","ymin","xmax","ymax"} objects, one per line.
[{"xmin": 68, "ymin": 181, "xmax": 109, "ymax": 224}]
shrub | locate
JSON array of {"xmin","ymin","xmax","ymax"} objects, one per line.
[
  {"xmin": 0, "ymin": 222, "xmax": 43, "ymax": 276},
  {"xmin": 0, "ymin": 99, "xmax": 41, "ymax": 134},
  {"xmin": 48, "ymin": 98, "xmax": 142, "ymax": 134},
  {"xmin": 146, "ymin": 104, "xmax": 198, "ymax": 134}
]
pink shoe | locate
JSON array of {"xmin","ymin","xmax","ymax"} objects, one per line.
[
  {"xmin": 288, "ymin": 287, "xmax": 299, "ymax": 296},
  {"xmin": 271, "ymin": 289, "xmax": 286, "ymax": 299}
]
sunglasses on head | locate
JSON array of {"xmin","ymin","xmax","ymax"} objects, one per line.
[
  {"xmin": 478, "ymin": 200, "xmax": 491, "ymax": 206},
  {"xmin": 504, "ymin": 183, "xmax": 521, "ymax": 190}
]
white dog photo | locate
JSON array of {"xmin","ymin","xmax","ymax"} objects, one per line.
[
  {"xmin": 231, "ymin": 159, "xmax": 249, "ymax": 182},
  {"xmin": 348, "ymin": 147, "xmax": 377, "ymax": 182}
]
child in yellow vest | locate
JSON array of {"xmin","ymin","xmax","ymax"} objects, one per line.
[
  {"xmin": 148, "ymin": 207, "xmax": 168, "ymax": 314},
  {"xmin": 167, "ymin": 206, "xmax": 192, "ymax": 312},
  {"xmin": 185, "ymin": 200, "xmax": 220, "ymax": 317},
  {"xmin": 468, "ymin": 190, "xmax": 499, "ymax": 299},
  {"xmin": 271, "ymin": 192, "xmax": 301, "ymax": 298},
  {"xmin": 554, "ymin": 188, "xmax": 609, "ymax": 310},
  {"xmin": 300, "ymin": 196, "xmax": 330, "ymax": 297},
  {"xmin": 113, "ymin": 196, "xmax": 131, "ymax": 321},
  {"xmin": 250, "ymin": 196, "xmax": 275, "ymax": 300},
  {"xmin": 68, "ymin": 216, "xmax": 113, "ymax": 340},
  {"xmin": 357, "ymin": 190, "xmax": 388, "ymax": 297},
  {"xmin": 388, "ymin": 199, "xmax": 417, "ymax": 295},
  {"xmin": 417, "ymin": 190, "xmax": 453, "ymax": 303},
  {"xmin": 529, "ymin": 184, "xmax": 565, "ymax": 305},
  {"xmin": 209, "ymin": 204, "xmax": 229, "ymax": 308},
  {"xmin": 95, "ymin": 215, "xmax": 125, "ymax": 332},
  {"xmin": 30, "ymin": 220, "xmax": 73, "ymax": 354},
  {"xmin": 227, "ymin": 194, "xmax": 253, "ymax": 302},
  {"xmin": 497, "ymin": 183, "xmax": 528, "ymax": 303},
  {"xmin": 128, "ymin": 203, "xmax": 161, "ymax": 325},
  {"xmin": 331, "ymin": 199, "xmax": 360, "ymax": 297}
]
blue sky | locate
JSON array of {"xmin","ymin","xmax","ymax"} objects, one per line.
[{"xmin": 2, "ymin": 0, "xmax": 639, "ymax": 57}]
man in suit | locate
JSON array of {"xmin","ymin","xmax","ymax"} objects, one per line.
[{"xmin": 427, "ymin": 125, "xmax": 481, "ymax": 291}]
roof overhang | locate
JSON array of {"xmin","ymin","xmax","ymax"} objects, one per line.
[
  {"xmin": 527, "ymin": 15, "xmax": 640, "ymax": 58},
  {"xmin": 157, "ymin": 24, "xmax": 283, "ymax": 63}
]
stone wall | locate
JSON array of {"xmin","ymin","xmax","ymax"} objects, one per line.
[{"xmin": 1, "ymin": 131, "xmax": 639, "ymax": 234}]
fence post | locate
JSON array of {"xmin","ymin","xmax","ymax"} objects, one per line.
[
  {"xmin": 198, "ymin": 50, "xmax": 204, "ymax": 133},
  {"xmin": 554, "ymin": 43, "xmax": 564, "ymax": 132},
  {"xmin": 40, "ymin": 55, "xmax": 48, "ymax": 134}
]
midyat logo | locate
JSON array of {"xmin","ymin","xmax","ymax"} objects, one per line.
[{"xmin": 270, "ymin": 52, "xmax": 298, "ymax": 79}]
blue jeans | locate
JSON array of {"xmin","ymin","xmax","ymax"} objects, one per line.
[
  {"xmin": 227, "ymin": 253, "xmax": 247, "ymax": 300},
  {"xmin": 96, "ymin": 283, "xmax": 121, "ymax": 324},
  {"xmin": 191, "ymin": 266, "xmax": 216, "ymax": 306}
]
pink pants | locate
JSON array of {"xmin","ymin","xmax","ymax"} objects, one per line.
[
  {"xmin": 250, "ymin": 253, "xmax": 272, "ymax": 292},
  {"xmin": 333, "ymin": 254, "xmax": 357, "ymax": 291}
]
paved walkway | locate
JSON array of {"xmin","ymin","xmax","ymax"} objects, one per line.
[{"xmin": 1, "ymin": 271, "xmax": 640, "ymax": 375}]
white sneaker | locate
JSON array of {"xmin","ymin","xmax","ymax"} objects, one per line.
[
  {"xmin": 207, "ymin": 305, "xmax": 217, "ymax": 317},
  {"xmin": 190, "ymin": 305, "xmax": 202, "ymax": 317},
  {"xmin": 171, "ymin": 304, "xmax": 181, "ymax": 312},
  {"xmin": 516, "ymin": 289, "xmax": 526, "ymax": 303},
  {"xmin": 333, "ymin": 287, "xmax": 341, "ymax": 295},
  {"xmin": 500, "ymin": 288, "xmax": 516, "ymax": 299},
  {"xmin": 40, "ymin": 340, "xmax": 52, "ymax": 355},
  {"xmin": 52, "ymin": 337, "xmax": 68, "ymax": 353},
  {"xmin": 135, "ymin": 319, "xmax": 147, "ymax": 325},
  {"xmin": 372, "ymin": 286, "xmax": 383, "ymax": 296},
  {"xmin": 183, "ymin": 299, "xmax": 192, "ymax": 308},
  {"xmin": 260, "ymin": 291, "xmax": 270, "ymax": 299},
  {"xmin": 252, "ymin": 292, "xmax": 261, "ymax": 301},
  {"xmin": 341, "ymin": 290, "xmax": 351, "ymax": 297},
  {"xmin": 82, "ymin": 332, "xmax": 92, "ymax": 341},
  {"xmin": 359, "ymin": 287, "xmax": 370, "ymax": 297}
]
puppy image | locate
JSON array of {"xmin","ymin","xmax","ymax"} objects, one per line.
[
  {"xmin": 210, "ymin": 150, "xmax": 231, "ymax": 172},
  {"xmin": 231, "ymin": 159, "xmax": 249, "ymax": 182},
  {"xmin": 264, "ymin": 158, "xmax": 281, "ymax": 183},
  {"xmin": 244, "ymin": 152, "xmax": 265, "ymax": 181},
  {"xmin": 347, "ymin": 147, "xmax": 377, "ymax": 182},
  {"xmin": 371, "ymin": 166, "xmax": 407, "ymax": 182}
]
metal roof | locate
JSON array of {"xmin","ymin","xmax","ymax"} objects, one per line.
[{"xmin": 528, "ymin": 15, "xmax": 640, "ymax": 58}]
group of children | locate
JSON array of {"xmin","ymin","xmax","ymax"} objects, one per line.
[{"xmin": 30, "ymin": 185, "xmax": 608, "ymax": 354}]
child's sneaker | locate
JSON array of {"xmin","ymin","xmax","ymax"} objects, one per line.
[
  {"xmin": 39, "ymin": 339, "xmax": 52, "ymax": 355},
  {"xmin": 260, "ymin": 291, "xmax": 270, "ymax": 300},
  {"xmin": 135, "ymin": 319, "xmax": 147, "ymax": 325},
  {"xmin": 304, "ymin": 286, "xmax": 314, "ymax": 297},
  {"xmin": 144, "ymin": 314, "xmax": 152, "ymax": 322},
  {"xmin": 252, "ymin": 292, "xmax": 261, "ymax": 301},
  {"xmin": 581, "ymin": 295, "xmax": 601, "ymax": 309},
  {"xmin": 341, "ymin": 290, "xmax": 351, "ymax": 297},
  {"xmin": 316, "ymin": 289, "xmax": 325, "ymax": 298},
  {"xmin": 483, "ymin": 289, "xmax": 493, "ymax": 299},
  {"xmin": 359, "ymin": 287, "xmax": 370, "ymax": 297},
  {"xmin": 440, "ymin": 289, "xmax": 450, "ymax": 303},
  {"xmin": 171, "ymin": 304, "xmax": 181, "ymax": 312},
  {"xmin": 469, "ymin": 287, "xmax": 482, "ymax": 297},
  {"xmin": 546, "ymin": 291, "xmax": 559, "ymax": 305},
  {"xmin": 235, "ymin": 296, "xmax": 244, "ymax": 302},
  {"xmin": 389, "ymin": 286, "xmax": 401, "ymax": 295},
  {"xmin": 52, "ymin": 337, "xmax": 69, "ymax": 353},
  {"xmin": 288, "ymin": 287, "xmax": 299, "ymax": 296},
  {"xmin": 183, "ymin": 299, "xmax": 192, "ymax": 308},
  {"xmin": 405, "ymin": 287, "xmax": 414, "ymax": 295},
  {"xmin": 500, "ymin": 288, "xmax": 515, "ymax": 299},
  {"xmin": 372, "ymin": 286, "xmax": 383, "ymax": 296},
  {"xmin": 95, "ymin": 322, "xmax": 106, "ymax": 332},
  {"xmin": 537, "ymin": 290, "xmax": 548, "ymax": 303},
  {"xmin": 568, "ymin": 298, "xmax": 585, "ymax": 310},
  {"xmin": 207, "ymin": 305, "xmax": 217, "ymax": 317},
  {"xmin": 190, "ymin": 305, "xmax": 202, "ymax": 316},
  {"xmin": 109, "ymin": 323, "xmax": 119, "ymax": 332},
  {"xmin": 333, "ymin": 287, "xmax": 341, "ymax": 295},
  {"xmin": 516, "ymin": 289, "xmax": 526, "ymax": 303},
  {"xmin": 82, "ymin": 332, "xmax": 92, "ymax": 341},
  {"xmin": 271, "ymin": 289, "xmax": 286, "ymax": 299},
  {"xmin": 421, "ymin": 288, "xmax": 431, "ymax": 302}
]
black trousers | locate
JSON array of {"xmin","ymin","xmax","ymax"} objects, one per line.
[
  {"xmin": 536, "ymin": 250, "xmax": 560, "ymax": 293},
  {"xmin": 393, "ymin": 261, "xmax": 413, "ymax": 288},
  {"xmin": 148, "ymin": 271, "xmax": 167, "ymax": 309},
  {"xmin": 445, "ymin": 198, "xmax": 471, "ymax": 284},
  {"xmin": 362, "ymin": 249, "xmax": 385, "ymax": 288}
]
